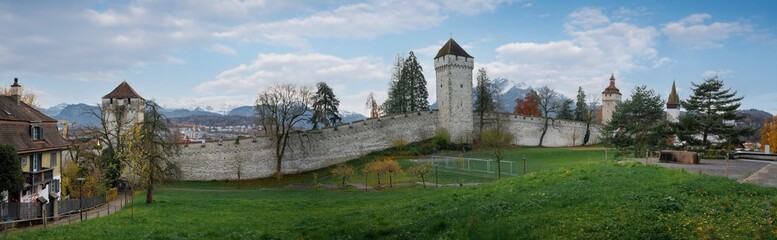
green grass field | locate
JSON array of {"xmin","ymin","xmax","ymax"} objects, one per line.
[{"xmin": 4, "ymin": 146, "xmax": 777, "ymax": 239}]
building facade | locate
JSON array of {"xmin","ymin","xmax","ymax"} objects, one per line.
[{"xmin": 0, "ymin": 78, "xmax": 70, "ymax": 203}]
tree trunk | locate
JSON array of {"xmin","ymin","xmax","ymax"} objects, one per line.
[
  {"xmin": 421, "ymin": 175, "xmax": 426, "ymax": 188},
  {"xmin": 146, "ymin": 184, "xmax": 153, "ymax": 204},
  {"xmin": 377, "ymin": 173, "xmax": 381, "ymax": 185},
  {"xmin": 389, "ymin": 174, "xmax": 393, "ymax": 188},
  {"xmin": 538, "ymin": 118, "xmax": 549, "ymax": 147},
  {"xmin": 496, "ymin": 160, "xmax": 501, "ymax": 180}
]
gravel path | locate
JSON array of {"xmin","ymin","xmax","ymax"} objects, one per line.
[{"xmin": 646, "ymin": 158, "xmax": 777, "ymax": 188}]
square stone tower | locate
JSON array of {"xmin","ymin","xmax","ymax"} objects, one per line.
[
  {"xmin": 102, "ymin": 81, "xmax": 146, "ymax": 137},
  {"xmin": 434, "ymin": 38, "xmax": 474, "ymax": 144},
  {"xmin": 601, "ymin": 73, "xmax": 622, "ymax": 124}
]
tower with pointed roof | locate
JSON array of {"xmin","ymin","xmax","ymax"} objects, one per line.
[
  {"xmin": 435, "ymin": 38, "xmax": 474, "ymax": 144},
  {"xmin": 601, "ymin": 73, "xmax": 622, "ymax": 124},
  {"xmin": 666, "ymin": 80, "xmax": 680, "ymax": 123},
  {"xmin": 101, "ymin": 81, "xmax": 146, "ymax": 136}
]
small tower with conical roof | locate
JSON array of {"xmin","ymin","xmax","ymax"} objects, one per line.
[
  {"xmin": 666, "ymin": 80, "xmax": 680, "ymax": 123},
  {"xmin": 601, "ymin": 73, "xmax": 622, "ymax": 124},
  {"xmin": 434, "ymin": 38, "xmax": 474, "ymax": 144}
]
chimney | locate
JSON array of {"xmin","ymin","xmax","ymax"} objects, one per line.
[{"xmin": 10, "ymin": 78, "xmax": 21, "ymax": 105}]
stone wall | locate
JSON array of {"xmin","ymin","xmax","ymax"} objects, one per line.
[
  {"xmin": 479, "ymin": 113, "xmax": 602, "ymax": 147},
  {"xmin": 172, "ymin": 111, "xmax": 438, "ymax": 180}
]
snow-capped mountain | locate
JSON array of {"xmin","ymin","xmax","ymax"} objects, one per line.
[
  {"xmin": 162, "ymin": 102, "xmax": 243, "ymax": 115},
  {"xmin": 41, "ymin": 103, "xmax": 70, "ymax": 117}
]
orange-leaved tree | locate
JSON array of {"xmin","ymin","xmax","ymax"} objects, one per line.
[
  {"xmin": 761, "ymin": 116, "xmax": 777, "ymax": 151},
  {"xmin": 514, "ymin": 89, "xmax": 541, "ymax": 117},
  {"xmin": 382, "ymin": 157, "xmax": 402, "ymax": 188}
]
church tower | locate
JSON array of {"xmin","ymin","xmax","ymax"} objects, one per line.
[
  {"xmin": 666, "ymin": 80, "xmax": 680, "ymax": 123},
  {"xmin": 601, "ymin": 73, "xmax": 622, "ymax": 124},
  {"xmin": 434, "ymin": 38, "xmax": 474, "ymax": 144}
]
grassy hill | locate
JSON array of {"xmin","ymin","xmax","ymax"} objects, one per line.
[{"xmin": 5, "ymin": 159, "xmax": 777, "ymax": 239}]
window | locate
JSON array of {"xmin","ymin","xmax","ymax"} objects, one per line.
[
  {"xmin": 51, "ymin": 179, "xmax": 60, "ymax": 193},
  {"xmin": 21, "ymin": 155, "xmax": 26, "ymax": 167},
  {"xmin": 31, "ymin": 126, "xmax": 43, "ymax": 140},
  {"xmin": 50, "ymin": 152, "xmax": 57, "ymax": 167},
  {"xmin": 32, "ymin": 154, "xmax": 42, "ymax": 172}
]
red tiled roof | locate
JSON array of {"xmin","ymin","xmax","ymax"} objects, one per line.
[{"xmin": 103, "ymin": 81, "xmax": 144, "ymax": 99}]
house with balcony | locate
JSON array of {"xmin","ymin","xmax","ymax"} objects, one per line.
[{"xmin": 0, "ymin": 78, "xmax": 70, "ymax": 204}]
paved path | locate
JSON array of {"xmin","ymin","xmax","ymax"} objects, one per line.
[
  {"xmin": 646, "ymin": 158, "xmax": 777, "ymax": 188},
  {"xmin": 742, "ymin": 163, "xmax": 777, "ymax": 187}
]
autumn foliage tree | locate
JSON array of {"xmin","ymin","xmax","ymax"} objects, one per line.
[
  {"xmin": 514, "ymin": 89, "xmax": 541, "ymax": 117},
  {"xmin": 383, "ymin": 158, "xmax": 402, "ymax": 188},
  {"xmin": 761, "ymin": 116, "xmax": 777, "ymax": 151},
  {"xmin": 408, "ymin": 162, "xmax": 433, "ymax": 187},
  {"xmin": 330, "ymin": 163, "xmax": 354, "ymax": 187}
]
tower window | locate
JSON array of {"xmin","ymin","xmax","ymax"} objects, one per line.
[{"xmin": 460, "ymin": 84, "xmax": 463, "ymax": 88}]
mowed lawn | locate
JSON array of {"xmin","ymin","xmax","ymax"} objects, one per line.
[{"xmin": 5, "ymin": 149, "xmax": 777, "ymax": 239}]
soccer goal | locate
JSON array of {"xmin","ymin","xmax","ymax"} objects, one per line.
[{"xmin": 421, "ymin": 155, "xmax": 516, "ymax": 176}]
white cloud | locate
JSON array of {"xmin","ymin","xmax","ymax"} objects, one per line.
[
  {"xmin": 482, "ymin": 7, "xmax": 663, "ymax": 98},
  {"xmin": 193, "ymin": 53, "xmax": 389, "ymax": 114},
  {"xmin": 215, "ymin": 1, "xmax": 446, "ymax": 46},
  {"xmin": 662, "ymin": 14, "xmax": 754, "ymax": 48},
  {"xmin": 206, "ymin": 44, "xmax": 238, "ymax": 56},
  {"xmin": 703, "ymin": 69, "xmax": 733, "ymax": 79}
]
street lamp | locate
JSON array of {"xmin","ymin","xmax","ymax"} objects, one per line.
[{"xmin": 75, "ymin": 177, "xmax": 85, "ymax": 221}]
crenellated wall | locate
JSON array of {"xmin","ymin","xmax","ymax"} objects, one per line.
[
  {"xmin": 477, "ymin": 113, "xmax": 602, "ymax": 147},
  {"xmin": 171, "ymin": 111, "xmax": 438, "ymax": 180},
  {"xmin": 171, "ymin": 111, "xmax": 602, "ymax": 180}
]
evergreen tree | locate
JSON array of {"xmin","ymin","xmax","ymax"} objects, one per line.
[
  {"xmin": 382, "ymin": 55, "xmax": 405, "ymax": 114},
  {"xmin": 574, "ymin": 86, "xmax": 588, "ymax": 121},
  {"xmin": 677, "ymin": 76, "xmax": 752, "ymax": 147},
  {"xmin": 474, "ymin": 68, "xmax": 497, "ymax": 133},
  {"xmin": 383, "ymin": 52, "xmax": 428, "ymax": 114},
  {"xmin": 403, "ymin": 51, "xmax": 428, "ymax": 112},
  {"xmin": 603, "ymin": 86, "xmax": 671, "ymax": 157},
  {"xmin": 0, "ymin": 144, "xmax": 24, "ymax": 201},
  {"xmin": 557, "ymin": 99, "xmax": 574, "ymax": 120},
  {"xmin": 311, "ymin": 82, "xmax": 341, "ymax": 129}
]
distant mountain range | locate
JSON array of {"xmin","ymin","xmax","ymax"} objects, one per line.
[{"xmin": 40, "ymin": 103, "xmax": 367, "ymax": 128}]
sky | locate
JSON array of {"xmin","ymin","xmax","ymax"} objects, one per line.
[{"xmin": 1, "ymin": 0, "xmax": 776, "ymax": 115}]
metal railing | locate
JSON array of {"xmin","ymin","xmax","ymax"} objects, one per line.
[{"xmin": 0, "ymin": 195, "xmax": 106, "ymax": 222}]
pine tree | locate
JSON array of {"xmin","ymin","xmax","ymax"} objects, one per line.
[
  {"xmin": 403, "ymin": 51, "xmax": 428, "ymax": 112},
  {"xmin": 474, "ymin": 68, "xmax": 497, "ymax": 133},
  {"xmin": 311, "ymin": 82, "xmax": 341, "ymax": 129},
  {"xmin": 574, "ymin": 86, "xmax": 588, "ymax": 121},
  {"xmin": 603, "ymin": 86, "xmax": 671, "ymax": 157},
  {"xmin": 678, "ymin": 76, "xmax": 752, "ymax": 147},
  {"xmin": 557, "ymin": 99, "xmax": 574, "ymax": 120}
]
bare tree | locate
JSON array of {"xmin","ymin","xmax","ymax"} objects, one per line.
[
  {"xmin": 85, "ymin": 103, "xmax": 139, "ymax": 187},
  {"xmin": 256, "ymin": 84, "xmax": 313, "ymax": 178},
  {"xmin": 584, "ymin": 94, "xmax": 601, "ymax": 145},
  {"xmin": 536, "ymin": 86, "xmax": 561, "ymax": 147},
  {"xmin": 126, "ymin": 101, "xmax": 181, "ymax": 203},
  {"xmin": 481, "ymin": 116, "xmax": 514, "ymax": 179},
  {"xmin": 365, "ymin": 92, "xmax": 381, "ymax": 118}
]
